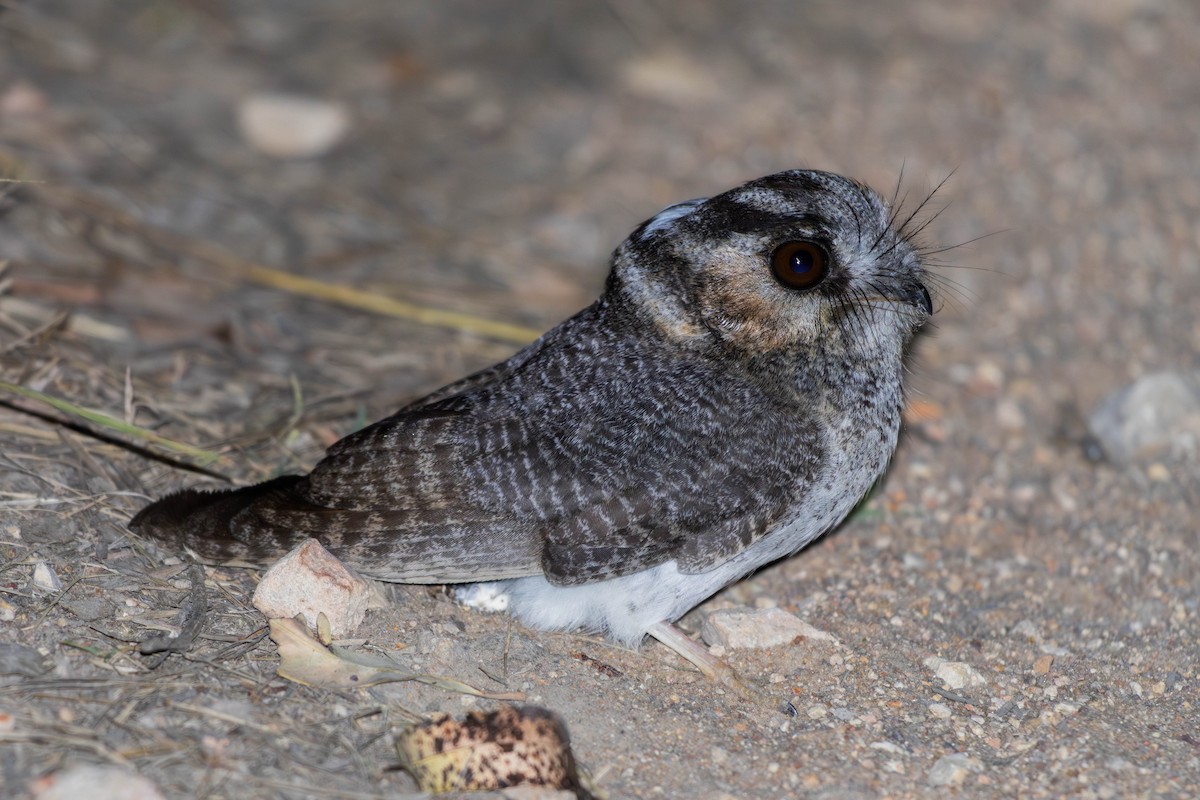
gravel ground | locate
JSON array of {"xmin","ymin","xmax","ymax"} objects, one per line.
[{"xmin": 0, "ymin": 2, "xmax": 1197, "ymax": 798}]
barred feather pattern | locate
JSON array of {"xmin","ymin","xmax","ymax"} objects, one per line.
[{"xmin": 131, "ymin": 168, "xmax": 933, "ymax": 644}]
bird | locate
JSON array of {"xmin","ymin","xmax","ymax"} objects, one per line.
[{"xmin": 130, "ymin": 168, "xmax": 934, "ymax": 692}]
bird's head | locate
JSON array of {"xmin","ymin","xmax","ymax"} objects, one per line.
[{"xmin": 607, "ymin": 169, "xmax": 934, "ymax": 366}]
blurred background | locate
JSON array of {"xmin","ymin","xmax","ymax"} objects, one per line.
[{"xmin": 3, "ymin": 2, "xmax": 1196, "ymax": 412}]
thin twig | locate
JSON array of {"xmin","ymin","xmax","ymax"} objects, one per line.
[
  {"xmin": 0, "ymin": 378, "xmax": 226, "ymax": 466},
  {"xmin": 138, "ymin": 563, "xmax": 209, "ymax": 665},
  {"xmin": 931, "ymin": 685, "xmax": 976, "ymax": 705}
]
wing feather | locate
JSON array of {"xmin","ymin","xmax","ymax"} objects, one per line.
[{"xmin": 234, "ymin": 302, "xmax": 821, "ymax": 586}]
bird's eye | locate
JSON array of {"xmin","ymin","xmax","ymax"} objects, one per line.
[{"xmin": 770, "ymin": 240, "xmax": 829, "ymax": 290}]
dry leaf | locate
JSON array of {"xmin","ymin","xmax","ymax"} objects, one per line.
[{"xmin": 268, "ymin": 616, "xmax": 522, "ymax": 700}]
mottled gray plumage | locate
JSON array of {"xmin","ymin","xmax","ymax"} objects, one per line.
[{"xmin": 132, "ymin": 169, "xmax": 932, "ymax": 646}]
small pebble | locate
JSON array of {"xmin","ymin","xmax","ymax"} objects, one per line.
[
  {"xmin": 970, "ymin": 360, "xmax": 1005, "ymax": 394},
  {"xmin": 1088, "ymin": 370, "xmax": 1200, "ymax": 464},
  {"xmin": 1041, "ymin": 703, "xmax": 1077, "ymax": 728},
  {"xmin": 927, "ymin": 753, "xmax": 980, "ymax": 787},
  {"xmin": 929, "ymin": 702, "xmax": 953, "ymax": 719},
  {"xmin": 1032, "ymin": 654, "xmax": 1054, "ymax": 675},
  {"xmin": 237, "ymin": 93, "xmax": 351, "ymax": 159},
  {"xmin": 0, "ymin": 81, "xmax": 48, "ymax": 116},
  {"xmin": 620, "ymin": 51, "xmax": 719, "ymax": 105},
  {"xmin": 1145, "ymin": 462, "xmax": 1170, "ymax": 481},
  {"xmin": 925, "ymin": 656, "xmax": 988, "ymax": 690},
  {"xmin": 31, "ymin": 562, "xmax": 61, "ymax": 593},
  {"xmin": 0, "ymin": 643, "xmax": 48, "ymax": 677},
  {"xmin": 31, "ymin": 765, "xmax": 164, "ymax": 800},
  {"xmin": 995, "ymin": 397, "xmax": 1026, "ymax": 430},
  {"xmin": 701, "ymin": 607, "xmax": 838, "ymax": 649},
  {"xmin": 1012, "ymin": 619, "xmax": 1040, "ymax": 641}
]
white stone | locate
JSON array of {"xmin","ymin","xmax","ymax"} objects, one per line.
[
  {"xmin": 1011, "ymin": 619, "xmax": 1040, "ymax": 640},
  {"xmin": 927, "ymin": 753, "xmax": 980, "ymax": 787},
  {"xmin": 929, "ymin": 702, "xmax": 953, "ymax": 719},
  {"xmin": 32, "ymin": 765, "xmax": 164, "ymax": 800},
  {"xmin": 1088, "ymin": 370, "xmax": 1200, "ymax": 463},
  {"xmin": 700, "ymin": 606, "xmax": 839, "ymax": 649},
  {"xmin": 237, "ymin": 93, "xmax": 350, "ymax": 159},
  {"xmin": 252, "ymin": 538, "xmax": 372, "ymax": 637},
  {"xmin": 31, "ymin": 561, "xmax": 61, "ymax": 593},
  {"xmin": 621, "ymin": 51, "xmax": 718, "ymax": 105},
  {"xmin": 925, "ymin": 656, "xmax": 988, "ymax": 690},
  {"xmin": 501, "ymin": 788, "xmax": 579, "ymax": 800}
]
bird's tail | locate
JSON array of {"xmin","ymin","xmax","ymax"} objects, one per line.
[{"xmin": 129, "ymin": 475, "xmax": 314, "ymax": 563}]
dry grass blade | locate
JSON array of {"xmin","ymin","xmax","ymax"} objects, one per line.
[
  {"xmin": 244, "ymin": 264, "xmax": 544, "ymax": 344},
  {"xmin": 0, "ymin": 379, "xmax": 225, "ymax": 466},
  {"xmin": 0, "ymin": 725, "xmax": 131, "ymax": 767},
  {"xmin": 3, "ymin": 153, "xmax": 545, "ymax": 344}
]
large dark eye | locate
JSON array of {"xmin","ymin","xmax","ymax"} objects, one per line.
[{"xmin": 770, "ymin": 240, "xmax": 829, "ymax": 290}]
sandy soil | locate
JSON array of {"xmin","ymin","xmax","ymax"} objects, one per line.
[{"xmin": 0, "ymin": 2, "xmax": 1196, "ymax": 798}]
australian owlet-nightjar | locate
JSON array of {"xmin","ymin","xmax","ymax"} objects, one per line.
[{"xmin": 131, "ymin": 169, "xmax": 934, "ymax": 687}]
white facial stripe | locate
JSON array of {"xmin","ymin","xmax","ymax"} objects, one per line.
[{"xmin": 640, "ymin": 198, "xmax": 707, "ymax": 237}]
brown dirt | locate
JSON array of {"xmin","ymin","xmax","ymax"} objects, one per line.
[{"xmin": 1, "ymin": 2, "xmax": 1197, "ymax": 798}]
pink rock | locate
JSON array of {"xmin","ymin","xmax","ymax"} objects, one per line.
[
  {"xmin": 252, "ymin": 538, "xmax": 373, "ymax": 637},
  {"xmin": 32, "ymin": 765, "xmax": 164, "ymax": 800},
  {"xmin": 1, "ymin": 81, "xmax": 49, "ymax": 117}
]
